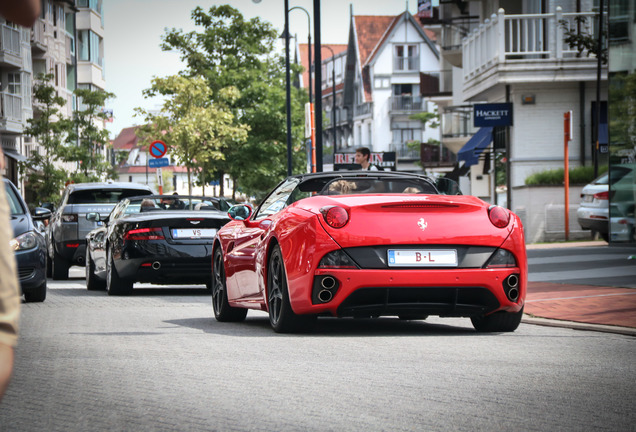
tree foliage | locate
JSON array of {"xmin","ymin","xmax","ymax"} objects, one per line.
[
  {"xmin": 136, "ymin": 75, "xmax": 249, "ymax": 195},
  {"xmin": 161, "ymin": 5, "xmax": 308, "ymax": 199},
  {"xmin": 20, "ymin": 74, "xmax": 71, "ymax": 205},
  {"xmin": 65, "ymin": 88, "xmax": 116, "ymax": 182}
]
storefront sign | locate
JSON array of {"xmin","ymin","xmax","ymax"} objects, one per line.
[
  {"xmin": 474, "ymin": 103, "xmax": 513, "ymax": 127},
  {"xmin": 334, "ymin": 152, "xmax": 396, "ymax": 171}
]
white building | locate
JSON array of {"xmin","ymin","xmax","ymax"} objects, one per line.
[{"xmin": 300, "ymin": 9, "xmax": 449, "ymax": 171}]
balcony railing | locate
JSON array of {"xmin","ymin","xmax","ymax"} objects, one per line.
[
  {"xmin": 389, "ymin": 142, "xmax": 420, "ymax": 159},
  {"xmin": 463, "ymin": 7, "xmax": 599, "ymax": 81},
  {"xmin": 393, "ymin": 55, "xmax": 419, "ymax": 72},
  {"xmin": 0, "ymin": 92, "xmax": 22, "ymax": 121},
  {"xmin": 391, "ymin": 95, "xmax": 423, "ymax": 112},
  {"xmin": 441, "ymin": 105, "xmax": 476, "ymax": 138},
  {"xmin": 0, "ymin": 24, "xmax": 21, "ymax": 56},
  {"xmin": 420, "ymin": 70, "xmax": 453, "ymax": 96},
  {"xmin": 354, "ymin": 102, "xmax": 372, "ymax": 117}
]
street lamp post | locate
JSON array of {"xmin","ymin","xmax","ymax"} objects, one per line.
[
  {"xmin": 321, "ymin": 45, "xmax": 337, "ymax": 151},
  {"xmin": 283, "ymin": 0, "xmax": 292, "ymax": 176},
  {"xmin": 313, "ymin": 0, "xmax": 323, "ymax": 172},
  {"xmin": 289, "ymin": 6, "xmax": 314, "ymax": 172}
]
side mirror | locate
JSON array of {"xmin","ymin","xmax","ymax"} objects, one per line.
[
  {"xmin": 32, "ymin": 207, "xmax": 52, "ymax": 221},
  {"xmin": 228, "ymin": 204, "xmax": 253, "ymax": 221},
  {"xmin": 86, "ymin": 212, "xmax": 101, "ymax": 222},
  {"xmin": 41, "ymin": 202, "xmax": 55, "ymax": 211}
]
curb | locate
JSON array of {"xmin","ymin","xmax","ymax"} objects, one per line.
[{"xmin": 522, "ymin": 316, "xmax": 636, "ymax": 337}]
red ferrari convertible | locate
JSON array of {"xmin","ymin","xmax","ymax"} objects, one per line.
[{"xmin": 211, "ymin": 172, "xmax": 527, "ymax": 333}]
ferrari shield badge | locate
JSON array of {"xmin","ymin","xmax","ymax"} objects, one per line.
[{"xmin": 417, "ymin": 218, "xmax": 428, "ymax": 231}]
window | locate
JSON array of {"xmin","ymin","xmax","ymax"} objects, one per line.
[
  {"xmin": 78, "ymin": 30, "xmax": 103, "ymax": 67},
  {"xmin": 394, "ymin": 44, "xmax": 419, "ymax": 71},
  {"xmin": 374, "ymin": 77, "xmax": 390, "ymax": 89},
  {"xmin": 254, "ymin": 178, "xmax": 300, "ymax": 219},
  {"xmin": 7, "ymin": 73, "xmax": 21, "ymax": 95},
  {"xmin": 392, "ymin": 121, "xmax": 422, "ymax": 144}
]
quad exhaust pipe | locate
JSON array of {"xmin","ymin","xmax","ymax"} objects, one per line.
[{"xmin": 313, "ymin": 275, "xmax": 338, "ymax": 304}]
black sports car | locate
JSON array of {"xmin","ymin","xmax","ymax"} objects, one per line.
[{"xmin": 85, "ymin": 195, "xmax": 231, "ymax": 295}]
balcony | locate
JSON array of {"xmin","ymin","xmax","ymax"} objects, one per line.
[
  {"xmin": 440, "ymin": 105, "xmax": 476, "ymax": 154},
  {"xmin": 393, "ymin": 55, "xmax": 420, "ymax": 73},
  {"xmin": 390, "ymin": 95, "xmax": 423, "ymax": 113},
  {"xmin": 441, "ymin": 16, "xmax": 479, "ymax": 67},
  {"xmin": 389, "ymin": 142, "xmax": 420, "ymax": 160},
  {"xmin": 31, "ymin": 20, "xmax": 47, "ymax": 52},
  {"xmin": 420, "ymin": 70, "xmax": 453, "ymax": 97},
  {"xmin": 0, "ymin": 24, "xmax": 21, "ymax": 68},
  {"xmin": 354, "ymin": 102, "xmax": 372, "ymax": 118},
  {"xmin": 0, "ymin": 92, "xmax": 23, "ymax": 134},
  {"xmin": 462, "ymin": 8, "xmax": 603, "ymax": 100},
  {"xmin": 420, "ymin": 142, "xmax": 457, "ymax": 168}
]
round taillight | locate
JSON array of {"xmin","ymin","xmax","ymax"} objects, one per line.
[
  {"xmin": 488, "ymin": 205, "xmax": 510, "ymax": 228},
  {"xmin": 320, "ymin": 206, "xmax": 349, "ymax": 229}
]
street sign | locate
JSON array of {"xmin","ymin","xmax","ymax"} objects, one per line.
[
  {"xmin": 149, "ymin": 140, "xmax": 167, "ymax": 158},
  {"xmin": 148, "ymin": 157, "xmax": 169, "ymax": 168}
]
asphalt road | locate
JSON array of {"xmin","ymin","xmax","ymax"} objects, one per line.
[{"xmin": 1, "ymin": 268, "xmax": 634, "ymax": 431}]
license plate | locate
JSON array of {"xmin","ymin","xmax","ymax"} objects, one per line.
[
  {"xmin": 387, "ymin": 249, "xmax": 458, "ymax": 267},
  {"xmin": 583, "ymin": 195, "xmax": 594, "ymax": 203},
  {"xmin": 171, "ymin": 228, "xmax": 217, "ymax": 239}
]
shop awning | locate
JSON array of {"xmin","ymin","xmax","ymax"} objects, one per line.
[
  {"xmin": 3, "ymin": 149, "xmax": 27, "ymax": 162},
  {"xmin": 457, "ymin": 127, "xmax": 493, "ymax": 167}
]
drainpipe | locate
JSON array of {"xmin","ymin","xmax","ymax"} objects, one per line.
[
  {"xmin": 579, "ymin": 81, "xmax": 585, "ymax": 165},
  {"xmin": 506, "ymin": 85, "xmax": 511, "ymax": 210}
]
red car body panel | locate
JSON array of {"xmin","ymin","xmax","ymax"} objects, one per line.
[{"xmin": 216, "ymin": 190, "xmax": 527, "ymax": 319}]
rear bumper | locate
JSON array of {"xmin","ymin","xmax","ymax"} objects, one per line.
[
  {"xmin": 577, "ymin": 207, "xmax": 608, "ymax": 233},
  {"xmin": 290, "ymin": 268, "xmax": 525, "ymax": 318},
  {"xmin": 55, "ymin": 240, "xmax": 87, "ymax": 265}
]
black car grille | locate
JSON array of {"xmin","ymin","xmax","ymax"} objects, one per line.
[
  {"xmin": 336, "ymin": 286, "xmax": 500, "ymax": 318},
  {"xmin": 18, "ymin": 267, "xmax": 36, "ymax": 280}
]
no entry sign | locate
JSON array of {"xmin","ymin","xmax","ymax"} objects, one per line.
[{"xmin": 149, "ymin": 140, "xmax": 167, "ymax": 158}]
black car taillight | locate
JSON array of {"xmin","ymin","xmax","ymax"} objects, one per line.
[
  {"xmin": 485, "ymin": 249, "xmax": 517, "ymax": 268},
  {"xmin": 124, "ymin": 227, "xmax": 165, "ymax": 241},
  {"xmin": 318, "ymin": 250, "xmax": 359, "ymax": 269}
]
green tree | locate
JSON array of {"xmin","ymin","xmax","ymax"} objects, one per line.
[
  {"xmin": 64, "ymin": 88, "xmax": 116, "ymax": 182},
  {"xmin": 161, "ymin": 5, "xmax": 307, "ymax": 198},
  {"xmin": 136, "ymin": 75, "xmax": 249, "ymax": 195},
  {"xmin": 20, "ymin": 73, "xmax": 71, "ymax": 205}
]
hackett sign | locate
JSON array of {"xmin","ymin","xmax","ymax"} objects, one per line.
[{"xmin": 473, "ymin": 103, "xmax": 513, "ymax": 127}]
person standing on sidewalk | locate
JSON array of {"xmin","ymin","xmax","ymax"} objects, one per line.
[
  {"xmin": 354, "ymin": 147, "xmax": 379, "ymax": 171},
  {"xmin": 0, "ymin": 0, "xmax": 41, "ymax": 401}
]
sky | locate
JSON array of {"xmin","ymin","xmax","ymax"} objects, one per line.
[{"xmin": 102, "ymin": 0, "xmax": 419, "ymax": 138}]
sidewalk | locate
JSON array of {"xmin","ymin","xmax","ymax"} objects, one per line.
[{"xmin": 522, "ymin": 240, "xmax": 636, "ymax": 336}]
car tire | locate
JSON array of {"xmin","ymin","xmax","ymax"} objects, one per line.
[
  {"xmin": 471, "ymin": 307, "xmax": 524, "ymax": 332},
  {"xmin": 267, "ymin": 245, "xmax": 316, "ymax": 333},
  {"xmin": 46, "ymin": 254, "xmax": 52, "ymax": 278},
  {"xmin": 106, "ymin": 248, "xmax": 133, "ymax": 296},
  {"xmin": 85, "ymin": 250, "xmax": 106, "ymax": 291},
  {"xmin": 211, "ymin": 248, "xmax": 247, "ymax": 322},
  {"xmin": 52, "ymin": 249, "xmax": 69, "ymax": 280},
  {"xmin": 24, "ymin": 280, "xmax": 47, "ymax": 303}
]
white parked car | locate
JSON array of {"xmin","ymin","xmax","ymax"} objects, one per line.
[{"xmin": 577, "ymin": 164, "xmax": 636, "ymax": 242}]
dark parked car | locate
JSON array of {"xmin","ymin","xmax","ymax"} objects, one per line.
[
  {"xmin": 85, "ymin": 195, "xmax": 231, "ymax": 295},
  {"xmin": 4, "ymin": 179, "xmax": 51, "ymax": 302},
  {"xmin": 47, "ymin": 182, "xmax": 154, "ymax": 280}
]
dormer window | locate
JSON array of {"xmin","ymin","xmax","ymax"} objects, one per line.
[{"xmin": 394, "ymin": 44, "xmax": 419, "ymax": 72}]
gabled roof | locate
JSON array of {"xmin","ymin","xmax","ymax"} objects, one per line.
[
  {"xmin": 298, "ymin": 43, "xmax": 348, "ymax": 92},
  {"xmin": 353, "ymin": 15, "xmax": 397, "ymax": 68},
  {"xmin": 112, "ymin": 126, "xmax": 142, "ymax": 150}
]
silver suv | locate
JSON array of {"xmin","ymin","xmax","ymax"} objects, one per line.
[{"xmin": 47, "ymin": 182, "xmax": 154, "ymax": 280}]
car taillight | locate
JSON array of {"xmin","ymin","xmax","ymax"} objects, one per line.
[
  {"xmin": 124, "ymin": 227, "xmax": 165, "ymax": 241},
  {"xmin": 320, "ymin": 206, "xmax": 349, "ymax": 229},
  {"xmin": 485, "ymin": 249, "xmax": 517, "ymax": 268},
  {"xmin": 62, "ymin": 214, "xmax": 78, "ymax": 222},
  {"xmin": 318, "ymin": 250, "xmax": 359, "ymax": 269},
  {"xmin": 488, "ymin": 205, "xmax": 510, "ymax": 228},
  {"xmin": 594, "ymin": 191, "xmax": 609, "ymax": 200}
]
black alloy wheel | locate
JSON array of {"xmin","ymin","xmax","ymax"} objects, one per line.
[
  {"xmin": 267, "ymin": 245, "xmax": 315, "ymax": 333},
  {"xmin": 211, "ymin": 248, "xmax": 247, "ymax": 322},
  {"xmin": 106, "ymin": 248, "xmax": 133, "ymax": 296}
]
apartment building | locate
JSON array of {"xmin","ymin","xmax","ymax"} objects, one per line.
[
  {"xmin": 299, "ymin": 9, "xmax": 449, "ymax": 171},
  {"xmin": 1, "ymin": 0, "xmax": 107, "ymax": 195}
]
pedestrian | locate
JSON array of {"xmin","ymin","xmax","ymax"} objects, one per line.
[
  {"xmin": 0, "ymin": 148, "xmax": 21, "ymax": 401},
  {"xmin": 354, "ymin": 147, "xmax": 379, "ymax": 171},
  {"xmin": 0, "ymin": 0, "xmax": 40, "ymax": 402}
]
